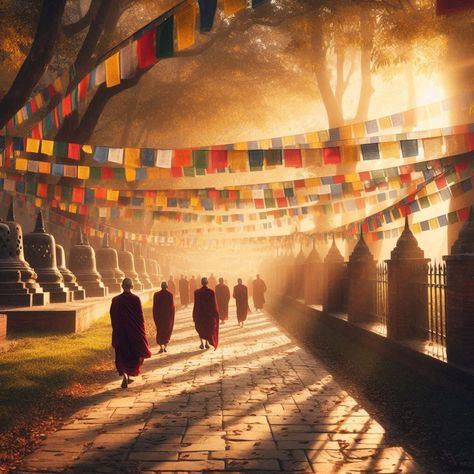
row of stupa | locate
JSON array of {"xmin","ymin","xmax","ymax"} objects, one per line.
[{"xmin": 0, "ymin": 203, "xmax": 162, "ymax": 307}]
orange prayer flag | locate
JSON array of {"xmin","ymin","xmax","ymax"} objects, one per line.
[
  {"xmin": 176, "ymin": 2, "xmax": 197, "ymax": 51},
  {"xmin": 105, "ymin": 52, "xmax": 121, "ymax": 87}
]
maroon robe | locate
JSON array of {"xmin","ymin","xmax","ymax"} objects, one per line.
[
  {"xmin": 252, "ymin": 278, "xmax": 267, "ymax": 310},
  {"xmin": 153, "ymin": 289, "xmax": 175, "ymax": 345},
  {"xmin": 208, "ymin": 275, "xmax": 217, "ymax": 290},
  {"xmin": 179, "ymin": 278, "xmax": 190, "ymax": 306},
  {"xmin": 193, "ymin": 287, "xmax": 219, "ymax": 348},
  {"xmin": 233, "ymin": 284, "xmax": 250, "ymax": 322},
  {"xmin": 215, "ymin": 283, "xmax": 231, "ymax": 320},
  {"xmin": 110, "ymin": 292, "xmax": 151, "ymax": 376},
  {"xmin": 168, "ymin": 278, "xmax": 176, "ymax": 294},
  {"xmin": 189, "ymin": 277, "xmax": 197, "ymax": 302}
]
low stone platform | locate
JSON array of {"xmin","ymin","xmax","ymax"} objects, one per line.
[
  {"xmin": 19, "ymin": 305, "xmax": 420, "ymax": 473},
  {"xmin": 3, "ymin": 289, "xmax": 157, "ymax": 334}
]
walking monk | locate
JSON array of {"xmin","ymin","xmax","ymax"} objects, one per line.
[
  {"xmin": 233, "ymin": 278, "xmax": 250, "ymax": 328},
  {"xmin": 193, "ymin": 277, "xmax": 219, "ymax": 349},
  {"xmin": 179, "ymin": 275, "xmax": 190, "ymax": 308},
  {"xmin": 153, "ymin": 281, "xmax": 175, "ymax": 354},
  {"xmin": 252, "ymin": 274, "xmax": 267, "ymax": 311},
  {"xmin": 110, "ymin": 278, "xmax": 151, "ymax": 388},
  {"xmin": 189, "ymin": 275, "xmax": 197, "ymax": 302},
  {"xmin": 215, "ymin": 277, "xmax": 230, "ymax": 324}
]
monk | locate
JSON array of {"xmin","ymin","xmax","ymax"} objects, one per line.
[
  {"xmin": 215, "ymin": 277, "xmax": 230, "ymax": 324},
  {"xmin": 167, "ymin": 275, "xmax": 176, "ymax": 294},
  {"xmin": 193, "ymin": 277, "xmax": 219, "ymax": 349},
  {"xmin": 233, "ymin": 278, "xmax": 250, "ymax": 328},
  {"xmin": 153, "ymin": 281, "xmax": 175, "ymax": 354},
  {"xmin": 252, "ymin": 274, "xmax": 267, "ymax": 311},
  {"xmin": 110, "ymin": 278, "xmax": 151, "ymax": 388},
  {"xmin": 179, "ymin": 275, "xmax": 190, "ymax": 308},
  {"xmin": 189, "ymin": 275, "xmax": 197, "ymax": 302},
  {"xmin": 208, "ymin": 273, "xmax": 217, "ymax": 291}
]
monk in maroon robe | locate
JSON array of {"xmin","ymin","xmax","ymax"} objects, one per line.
[
  {"xmin": 167, "ymin": 275, "xmax": 176, "ymax": 294},
  {"xmin": 153, "ymin": 281, "xmax": 175, "ymax": 353},
  {"xmin": 179, "ymin": 275, "xmax": 190, "ymax": 307},
  {"xmin": 110, "ymin": 278, "xmax": 151, "ymax": 388},
  {"xmin": 233, "ymin": 278, "xmax": 250, "ymax": 328},
  {"xmin": 189, "ymin": 276, "xmax": 197, "ymax": 302},
  {"xmin": 215, "ymin": 277, "xmax": 230, "ymax": 324},
  {"xmin": 193, "ymin": 277, "xmax": 219, "ymax": 349},
  {"xmin": 208, "ymin": 273, "xmax": 217, "ymax": 291},
  {"xmin": 252, "ymin": 274, "xmax": 267, "ymax": 311}
]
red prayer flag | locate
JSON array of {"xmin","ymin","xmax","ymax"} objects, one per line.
[
  {"xmin": 72, "ymin": 187, "xmax": 85, "ymax": 203},
  {"xmin": 68, "ymin": 143, "xmax": 81, "ymax": 160},
  {"xmin": 137, "ymin": 28, "xmax": 157, "ymax": 69},
  {"xmin": 78, "ymin": 75, "xmax": 89, "ymax": 101},
  {"xmin": 333, "ymin": 175, "xmax": 345, "ymax": 184},
  {"xmin": 277, "ymin": 197, "xmax": 287, "ymax": 208},
  {"xmin": 171, "ymin": 167, "xmax": 183, "ymax": 177},
  {"xmin": 359, "ymin": 171, "xmax": 371, "ymax": 181},
  {"xmin": 295, "ymin": 179, "xmax": 305, "ymax": 188},
  {"xmin": 323, "ymin": 147, "xmax": 341, "ymax": 164},
  {"xmin": 101, "ymin": 167, "xmax": 114, "ymax": 180},
  {"xmin": 435, "ymin": 175, "xmax": 447, "ymax": 189},
  {"xmin": 210, "ymin": 150, "xmax": 228, "ymax": 169},
  {"xmin": 95, "ymin": 188, "xmax": 107, "ymax": 200},
  {"xmin": 255, "ymin": 199, "xmax": 264, "ymax": 209},
  {"xmin": 283, "ymin": 149, "xmax": 302, "ymax": 168},
  {"xmin": 228, "ymin": 190, "xmax": 238, "ymax": 201},
  {"xmin": 174, "ymin": 149, "xmax": 192, "ymax": 167},
  {"xmin": 457, "ymin": 207, "xmax": 470, "ymax": 222},
  {"xmin": 37, "ymin": 182, "xmax": 48, "ymax": 198}
]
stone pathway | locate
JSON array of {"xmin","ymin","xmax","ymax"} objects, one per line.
[{"xmin": 20, "ymin": 305, "xmax": 420, "ymax": 473}]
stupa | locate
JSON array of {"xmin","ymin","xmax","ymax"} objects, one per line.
[
  {"xmin": 95, "ymin": 232, "xmax": 124, "ymax": 293},
  {"xmin": 55, "ymin": 244, "xmax": 85, "ymax": 300}
]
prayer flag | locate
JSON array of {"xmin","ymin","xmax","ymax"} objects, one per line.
[
  {"xmin": 15, "ymin": 158, "xmax": 28, "ymax": 171},
  {"xmin": 283, "ymin": 149, "xmax": 302, "ymax": 168},
  {"xmin": 54, "ymin": 141, "xmax": 67, "ymax": 157},
  {"xmin": 228, "ymin": 151, "xmax": 248, "ymax": 171},
  {"xmin": 137, "ymin": 28, "xmax": 157, "ymax": 68},
  {"xmin": 301, "ymin": 149, "xmax": 322, "ymax": 167},
  {"xmin": 323, "ymin": 147, "xmax": 341, "ymax": 164},
  {"xmin": 264, "ymin": 150, "xmax": 282, "ymax": 166},
  {"xmin": 400, "ymin": 139, "xmax": 419, "ymax": 158},
  {"xmin": 198, "ymin": 0, "xmax": 217, "ymax": 32},
  {"xmin": 249, "ymin": 150, "xmax": 264, "ymax": 170},
  {"xmin": 361, "ymin": 143, "xmax": 380, "ymax": 160},
  {"xmin": 341, "ymin": 145, "xmax": 359, "ymax": 163},
  {"xmin": 140, "ymin": 148, "xmax": 155, "ymax": 166},
  {"xmin": 72, "ymin": 187, "xmax": 85, "ymax": 203},
  {"xmin": 94, "ymin": 62, "xmax": 105, "ymax": 86},
  {"xmin": 422, "ymin": 137, "xmax": 443, "ymax": 158},
  {"xmin": 78, "ymin": 75, "xmax": 89, "ymax": 101},
  {"xmin": 38, "ymin": 162, "xmax": 51, "ymax": 174},
  {"xmin": 124, "ymin": 148, "xmax": 140, "ymax": 167},
  {"xmin": 77, "ymin": 166, "xmax": 90, "ymax": 180},
  {"xmin": 93, "ymin": 146, "xmax": 109, "ymax": 163},
  {"xmin": 380, "ymin": 141, "xmax": 400, "ymax": 160},
  {"xmin": 193, "ymin": 150, "xmax": 208, "ymax": 169},
  {"xmin": 120, "ymin": 42, "xmax": 137, "ymax": 79},
  {"xmin": 26, "ymin": 138, "xmax": 40, "ymax": 153},
  {"xmin": 108, "ymin": 147, "xmax": 124, "ymax": 164},
  {"xmin": 105, "ymin": 52, "xmax": 121, "ymax": 87},
  {"xmin": 125, "ymin": 168, "xmax": 136, "ymax": 181},
  {"xmin": 37, "ymin": 182, "xmax": 49, "ymax": 198},
  {"xmin": 176, "ymin": 2, "xmax": 197, "ymax": 50},
  {"xmin": 224, "ymin": 0, "xmax": 246, "ymax": 16},
  {"xmin": 174, "ymin": 149, "xmax": 192, "ymax": 167},
  {"xmin": 211, "ymin": 150, "xmax": 228, "ymax": 169},
  {"xmin": 156, "ymin": 16, "xmax": 174, "ymax": 58},
  {"xmin": 156, "ymin": 149, "xmax": 172, "ymax": 168},
  {"xmin": 68, "ymin": 143, "xmax": 81, "ymax": 160}
]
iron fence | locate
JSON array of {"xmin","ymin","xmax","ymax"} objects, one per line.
[
  {"xmin": 370, "ymin": 263, "xmax": 388, "ymax": 334},
  {"xmin": 427, "ymin": 261, "xmax": 447, "ymax": 359}
]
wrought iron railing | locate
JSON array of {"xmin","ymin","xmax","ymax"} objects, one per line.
[
  {"xmin": 369, "ymin": 262, "xmax": 388, "ymax": 334},
  {"xmin": 426, "ymin": 261, "xmax": 447, "ymax": 359}
]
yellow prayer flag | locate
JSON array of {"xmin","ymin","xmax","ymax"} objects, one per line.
[
  {"xmin": 345, "ymin": 173, "xmax": 359, "ymax": 183},
  {"xmin": 158, "ymin": 168, "xmax": 171, "ymax": 179},
  {"xmin": 379, "ymin": 141, "xmax": 400, "ymax": 160},
  {"xmin": 305, "ymin": 178, "xmax": 320, "ymax": 187},
  {"xmin": 105, "ymin": 52, "xmax": 121, "ymax": 88},
  {"xmin": 258, "ymin": 139, "xmax": 272, "ymax": 149},
  {"xmin": 341, "ymin": 145, "xmax": 359, "ymax": 163},
  {"xmin": 34, "ymin": 93, "xmax": 44, "ymax": 109},
  {"xmin": 59, "ymin": 202, "xmax": 66, "ymax": 211},
  {"xmin": 144, "ymin": 196, "xmax": 154, "ymax": 206},
  {"xmin": 301, "ymin": 149, "xmax": 322, "ymax": 167},
  {"xmin": 425, "ymin": 181, "xmax": 437, "ymax": 195},
  {"xmin": 233, "ymin": 142, "xmax": 248, "ymax": 151},
  {"xmin": 339, "ymin": 125, "xmax": 353, "ymax": 140},
  {"xmin": 26, "ymin": 138, "xmax": 40, "ymax": 153},
  {"xmin": 422, "ymin": 137, "xmax": 443, "ymax": 159},
  {"xmin": 107, "ymin": 189, "xmax": 119, "ymax": 201},
  {"xmin": 54, "ymin": 77, "xmax": 63, "ymax": 92},
  {"xmin": 35, "ymin": 198, "xmax": 42, "ymax": 208},
  {"xmin": 318, "ymin": 130, "xmax": 329, "ymax": 142},
  {"xmin": 77, "ymin": 166, "xmax": 90, "ymax": 180},
  {"xmin": 412, "ymin": 223, "xmax": 422, "ymax": 234},
  {"xmin": 125, "ymin": 168, "xmax": 136, "ymax": 182},
  {"xmin": 445, "ymin": 134, "xmax": 466, "ymax": 156},
  {"xmin": 15, "ymin": 158, "xmax": 28, "ymax": 171},
  {"xmin": 379, "ymin": 116, "xmax": 392, "ymax": 130},
  {"xmin": 429, "ymin": 217, "xmax": 439, "ymax": 229},
  {"xmin": 16, "ymin": 111, "xmax": 23, "ymax": 125},
  {"xmin": 228, "ymin": 151, "xmax": 248, "ymax": 171},
  {"xmin": 82, "ymin": 144, "xmax": 93, "ymax": 154},
  {"xmin": 352, "ymin": 181, "xmax": 364, "ymax": 191},
  {"xmin": 224, "ymin": 0, "xmax": 246, "ymax": 16},
  {"xmin": 176, "ymin": 2, "xmax": 196, "ymax": 51},
  {"xmin": 352, "ymin": 122, "xmax": 366, "ymax": 138},
  {"xmin": 124, "ymin": 148, "xmax": 140, "ymax": 168},
  {"xmin": 389, "ymin": 178, "xmax": 401, "ymax": 189},
  {"xmin": 190, "ymin": 196, "xmax": 200, "ymax": 207},
  {"xmin": 297, "ymin": 195, "xmax": 306, "ymax": 204},
  {"xmin": 40, "ymin": 139, "xmax": 54, "ymax": 156},
  {"xmin": 68, "ymin": 203, "xmax": 77, "ymax": 213},
  {"xmin": 282, "ymin": 135, "xmax": 295, "ymax": 147},
  {"xmin": 38, "ymin": 162, "xmax": 51, "ymax": 174},
  {"xmin": 305, "ymin": 132, "xmax": 319, "ymax": 143},
  {"xmin": 156, "ymin": 194, "xmax": 167, "ymax": 207}
]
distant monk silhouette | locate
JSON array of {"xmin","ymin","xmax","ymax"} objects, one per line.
[
  {"xmin": 110, "ymin": 278, "xmax": 151, "ymax": 388},
  {"xmin": 193, "ymin": 277, "xmax": 219, "ymax": 349},
  {"xmin": 153, "ymin": 281, "xmax": 175, "ymax": 354},
  {"xmin": 179, "ymin": 275, "xmax": 190, "ymax": 308},
  {"xmin": 252, "ymin": 274, "xmax": 267, "ymax": 311},
  {"xmin": 233, "ymin": 278, "xmax": 250, "ymax": 328},
  {"xmin": 167, "ymin": 275, "xmax": 176, "ymax": 294},
  {"xmin": 208, "ymin": 273, "xmax": 217, "ymax": 291},
  {"xmin": 215, "ymin": 277, "xmax": 231, "ymax": 324},
  {"xmin": 189, "ymin": 275, "xmax": 197, "ymax": 303}
]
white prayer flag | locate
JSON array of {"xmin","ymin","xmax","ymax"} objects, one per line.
[
  {"xmin": 120, "ymin": 42, "xmax": 137, "ymax": 79},
  {"xmin": 108, "ymin": 148, "xmax": 124, "ymax": 164},
  {"xmin": 156, "ymin": 149, "xmax": 172, "ymax": 168}
]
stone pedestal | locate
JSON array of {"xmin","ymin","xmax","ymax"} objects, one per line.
[
  {"xmin": 24, "ymin": 211, "xmax": 72, "ymax": 303},
  {"xmin": 444, "ymin": 208, "xmax": 474, "ymax": 368},
  {"xmin": 323, "ymin": 238, "xmax": 345, "ymax": 314},
  {"xmin": 55, "ymin": 244, "xmax": 85, "ymax": 300},
  {"xmin": 134, "ymin": 246, "xmax": 152, "ymax": 290},
  {"xmin": 3, "ymin": 203, "xmax": 49, "ymax": 306},
  {"xmin": 146, "ymin": 259, "xmax": 161, "ymax": 287},
  {"xmin": 304, "ymin": 241, "xmax": 323, "ymax": 305},
  {"xmin": 117, "ymin": 240, "xmax": 143, "ymax": 291},
  {"xmin": 386, "ymin": 218, "xmax": 429, "ymax": 341},
  {"xmin": 68, "ymin": 229, "xmax": 108, "ymax": 298},
  {"xmin": 347, "ymin": 231, "xmax": 376, "ymax": 324},
  {"xmin": 96, "ymin": 233, "xmax": 124, "ymax": 294}
]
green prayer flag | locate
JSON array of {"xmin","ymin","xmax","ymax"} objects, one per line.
[
  {"xmin": 193, "ymin": 150, "xmax": 208, "ymax": 169},
  {"xmin": 113, "ymin": 168, "xmax": 125, "ymax": 180},
  {"xmin": 183, "ymin": 167, "xmax": 195, "ymax": 177},
  {"xmin": 90, "ymin": 167, "xmax": 102, "ymax": 180},
  {"xmin": 156, "ymin": 16, "xmax": 174, "ymax": 58},
  {"xmin": 54, "ymin": 141, "xmax": 68, "ymax": 157}
]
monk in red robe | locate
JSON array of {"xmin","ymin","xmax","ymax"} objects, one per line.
[
  {"xmin": 215, "ymin": 277, "xmax": 230, "ymax": 324},
  {"xmin": 179, "ymin": 275, "xmax": 190, "ymax": 307},
  {"xmin": 110, "ymin": 278, "xmax": 151, "ymax": 388},
  {"xmin": 252, "ymin": 274, "xmax": 267, "ymax": 311},
  {"xmin": 189, "ymin": 275, "xmax": 197, "ymax": 303},
  {"xmin": 153, "ymin": 281, "xmax": 175, "ymax": 354},
  {"xmin": 208, "ymin": 273, "xmax": 217, "ymax": 291},
  {"xmin": 167, "ymin": 275, "xmax": 176, "ymax": 294},
  {"xmin": 233, "ymin": 278, "xmax": 250, "ymax": 328},
  {"xmin": 193, "ymin": 277, "xmax": 219, "ymax": 349}
]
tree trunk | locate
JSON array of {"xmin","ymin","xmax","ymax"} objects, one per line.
[
  {"xmin": 354, "ymin": 14, "xmax": 374, "ymax": 123},
  {"xmin": 0, "ymin": 0, "xmax": 67, "ymax": 128}
]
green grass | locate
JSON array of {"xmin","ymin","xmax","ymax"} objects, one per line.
[{"xmin": 0, "ymin": 312, "xmax": 114, "ymax": 431}]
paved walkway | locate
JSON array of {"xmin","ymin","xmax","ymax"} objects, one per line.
[{"xmin": 20, "ymin": 305, "xmax": 420, "ymax": 473}]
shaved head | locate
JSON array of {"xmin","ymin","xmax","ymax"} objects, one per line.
[{"xmin": 122, "ymin": 278, "xmax": 133, "ymax": 291}]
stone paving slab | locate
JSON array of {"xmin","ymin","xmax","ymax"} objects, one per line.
[{"xmin": 20, "ymin": 304, "xmax": 422, "ymax": 473}]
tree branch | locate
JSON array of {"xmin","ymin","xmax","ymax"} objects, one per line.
[{"xmin": 62, "ymin": 0, "xmax": 102, "ymax": 37}]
